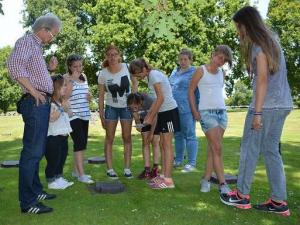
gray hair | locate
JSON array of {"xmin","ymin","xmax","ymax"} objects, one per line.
[
  {"xmin": 178, "ymin": 48, "xmax": 193, "ymax": 61},
  {"xmin": 32, "ymin": 13, "xmax": 62, "ymax": 32}
]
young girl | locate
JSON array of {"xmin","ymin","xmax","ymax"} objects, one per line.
[
  {"xmin": 98, "ymin": 44, "xmax": 138, "ymax": 179},
  {"xmin": 45, "ymin": 75, "xmax": 73, "ymax": 189},
  {"xmin": 189, "ymin": 45, "xmax": 233, "ymax": 194},
  {"xmin": 127, "ymin": 92, "xmax": 160, "ymax": 179},
  {"xmin": 129, "ymin": 58, "xmax": 180, "ymax": 189},
  {"xmin": 65, "ymin": 54, "xmax": 94, "ymax": 184},
  {"xmin": 220, "ymin": 6, "xmax": 293, "ymax": 217},
  {"xmin": 169, "ymin": 48, "xmax": 199, "ymax": 172}
]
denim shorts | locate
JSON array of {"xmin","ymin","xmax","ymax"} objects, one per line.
[
  {"xmin": 105, "ymin": 105, "xmax": 132, "ymax": 121},
  {"xmin": 199, "ymin": 109, "xmax": 227, "ymax": 133}
]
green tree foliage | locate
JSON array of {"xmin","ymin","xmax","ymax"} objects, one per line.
[
  {"xmin": 0, "ymin": 46, "xmax": 22, "ymax": 113},
  {"xmin": 268, "ymin": 0, "xmax": 300, "ymax": 96},
  {"xmin": 226, "ymin": 80, "xmax": 252, "ymax": 106}
]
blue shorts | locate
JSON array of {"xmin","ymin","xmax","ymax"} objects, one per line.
[
  {"xmin": 105, "ymin": 105, "xmax": 132, "ymax": 121},
  {"xmin": 199, "ymin": 109, "xmax": 227, "ymax": 133}
]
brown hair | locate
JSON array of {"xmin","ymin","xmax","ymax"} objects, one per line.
[
  {"xmin": 66, "ymin": 54, "xmax": 85, "ymax": 81},
  {"xmin": 213, "ymin": 45, "xmax": 233, "ymax": 68},
  {"xmin": 178, "ymin": 48, "xmax": 193, "ymax": 61},
  {"xmin": 127, "ymin": 92, "xmax": 144, "ymax": 106},
  {"xmin": 233, "ymin": 6, "xmax": 280, "ymax": 74},
  {"xmin": 102, "ymin": 44, "xmax": 122, "ymax": 68},
  {"xmin": 51, "ymin": 74, "xmax": 65, "ymax": 102},
  {"xmin": 128, "ymin": 58, "xmax": 152, "ymax": 75}
]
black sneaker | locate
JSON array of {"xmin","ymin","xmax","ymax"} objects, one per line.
[
  {"xmin": 21, "ymin": 202, "xmax": 53, "ymax": 214},
  {"xmin": 37, "ymin": 191, "xmax": 56, "ymax": 201},
  {"xmin": 124, "ymin": 169, "xmax": 133, "ymax": 179},
  {"xmin": 253, "ymin": 199, "xmax": 290, "ymax": 217},
  {"xmin": 220, "ymin": 189, "xmax": 251, "ymax": 209},
  {"xmin": 107, "ymin": 169, "xmax": 119, "ymax": 179}
]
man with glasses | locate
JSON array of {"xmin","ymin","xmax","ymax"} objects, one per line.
[{"xmin": 7, "ymin": 13, "xmax": 62, "ymax": 214}]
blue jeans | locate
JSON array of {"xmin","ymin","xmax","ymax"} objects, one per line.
[
  {"xmin": 174, "ymin": 112, "xmax": 198, "ymax": 166},
  {"xmin": 237, "ymin": 109, "xmax": 291, "ymax": 201},
  {"xmin": 18, "ymin": 96, "xmax": 50, "ymax": 209}
]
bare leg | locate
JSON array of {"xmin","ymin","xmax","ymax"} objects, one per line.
[
  {"xmin": 161, "ymin": 132, "xmax": 174, "ymax": 179},
  {"xmin": 105, "ymin": 120, "xmax": 118, "ymax": 170},
  {"xmin": 204, "ymin": 127, "xmax": 226, "ymax": 183},
  {"xmin": 120, "ymin": 120, "xmax": 132, "ymax": 168}
]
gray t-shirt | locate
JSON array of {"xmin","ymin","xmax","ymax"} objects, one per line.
[
  {"xmin": 250, "ymin": 44, "xmax": 293, "ymax": 109},
  {"xmin": 139, "ymin": 93, "xmax": 154, "ymax": 119},
  {"xmin": 147, "ymin": 70, "xmax": 177, "ymax": 112}
]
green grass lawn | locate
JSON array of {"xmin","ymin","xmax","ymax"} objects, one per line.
[{"xmin": 0, "ymin": 110, "xmax": 299, "ymax": 225}]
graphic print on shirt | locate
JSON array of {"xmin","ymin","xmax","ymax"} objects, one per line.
[{"xmin": 107, "ymin": 75, "xmax": 130, "ymax": 103}]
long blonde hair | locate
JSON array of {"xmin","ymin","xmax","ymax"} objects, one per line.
[{"xmin": 233, "ymin": 6, "xmax": 280, "ymax": 74}]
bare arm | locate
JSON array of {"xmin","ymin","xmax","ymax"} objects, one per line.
[
  {"xmin": 252, "ymin": 52, "xmax": 268, "ymax": 130},
  {"xmin": 98, "ymin": 83, "xmax": 106, "ymax": 129},
  {"xmin": 188, "ymin": 67, "xmax": 203, "ymax": 120},
  {"xmin": 144, "ymin": 83, "xmax": 164, "ymax": 125},
  {"xmin": 131, "ymin": 75, "xmax": 139, "ymax": 93}
]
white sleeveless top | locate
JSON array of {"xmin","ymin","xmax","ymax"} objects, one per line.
[
  {"xmin": 197, "ymin": 65, "xmax": 226, "ymax": 110},
  {"xmin": 48, "ymin": 102, "xmax": 73, "ymax": 136}
]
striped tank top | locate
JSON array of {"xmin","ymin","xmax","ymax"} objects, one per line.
[{"xmin": 69, "ymin": 79, "xmax": 91, "ymax": 121}]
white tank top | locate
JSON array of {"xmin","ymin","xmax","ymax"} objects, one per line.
[{"xmin": 197, "ymin": 65, "xmax": 226, "ymax": 110}]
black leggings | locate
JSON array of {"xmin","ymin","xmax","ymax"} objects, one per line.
[{"xmin": 45, "ymin": 135, "xmax": 68, "ymax": 182}]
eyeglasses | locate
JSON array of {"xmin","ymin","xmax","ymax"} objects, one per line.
[{"xmin": 46, "ymin": 29, "xmax": 56, "ymax": 40}]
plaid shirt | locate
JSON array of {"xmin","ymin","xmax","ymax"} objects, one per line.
[{"xmin": 7, "ymin": 33, "xmax": 53, "ymax": 94}]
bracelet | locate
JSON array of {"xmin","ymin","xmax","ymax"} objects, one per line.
[{"xmin": 253, "ymin": 112, "xmax": 262, "ymax": 115}]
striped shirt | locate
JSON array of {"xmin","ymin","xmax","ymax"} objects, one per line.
[
  {"xmin": 69, "ymin": 79, "xmax": 91, "ymax": 121},
  {"xmin": 7, "ymin": 33, "xmax": 53, "ymax": 94}
]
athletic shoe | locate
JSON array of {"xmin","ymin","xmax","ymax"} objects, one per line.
[
  {"xmin": 173, "ymin": 161, "xmax": 182, "ymax": 168},
  {"xmin": 71, "ymin": 171, "xmax": 92, "ymax": 179},
  {"xmin": 181, "ymin": 164, "xmax": 196, "ymax": 173},
  {"xmin": 150, "ymin": 167, "xmax": 159, "ymax": 178},
  {"xmin": 253, "ymin": 198, "xmax": 290, "ymax": 217},
  {"xmin": 124, "ymin": 168, "xmax": 133, "ymax": 179},
  {"xmin": 220, "ymin": 189, "xmax": 251, "ymax": 209},
  {"xmin": 200, "ymin": 178, "xmax": 211, "ymax": 192},
  {"xmin": 137, "ymin": 169, "xmax": 151, "ymax": 180},
  {"xmin": 78, "ymin": 175, "xmax": 94, "ymax": 184},
  {"xmin": 148, "ymin": 175, "xmax": 164, "ymax": 185},
  {"xmin": 150, "ymin": 179, "xmax": 175, "ymax": 189},
  {"xmin": 56, "ymin": 177, "xmax": 74, "ymax": 189},
  {"xmin": 37, "ymin": 191, "xmax": 56, "ymax": 201},
  {"xmin": 21, "ymin": 202, "xmax": 53, "ymax": 214},
  {"xmin": 219, "ymin": 183, "xmax": 231, "ymax": 194},
  {"xmin": 48, "ymin": 180, "xmax": 67, "ymax": 190},
  {"xmin": 107, "ymin": 169, "xmax": 119, "ymax": 179}
]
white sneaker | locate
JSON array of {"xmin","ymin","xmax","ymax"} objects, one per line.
[
  {"xmin": 181, "ymin": 164, "xmax": 196, "ymax": 173},
  {"xmin": 72, "ymin": 171, "xmax": 92, "ymax": 179},
  {"xmin": 200, "ymin": 178, "xmax": 211, "ymax": 192},
  {"xmin": 219, "ymin": 183, "xmax": 231, "ymax": 194},
  {"xmin": 48, "ymin": 180, "xmax": 67, "ymax": 190},
  {"xmin": 56, "ymin": 177, "xmax": 74, "ymax": 189},
  {"xmin": 78, "ymin": 175, "xmax": 94, "ymax": 184},
  {"xmin": 124, "ymin": 168, "xmax": 133, "ymax": 179}
]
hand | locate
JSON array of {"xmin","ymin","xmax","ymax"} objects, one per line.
[
  {"xmin": 30, "ymin": 90, "xmax": 46, "ymax": 106},
  {"xmin": 86, "ymin": 92, "xmax": 92, "ymax": 102},
  {"xmin": 252, "ymin": 115, "xmax": 263, "ymax": 131},
  {"xmin": 51, "ymin": 108, "xmax": 61, "ymax": 119},
  {"xmin": 192, "ymin": 110, "xmax": 201, "ymax": 121},
  {"xmin": 48, "ymin": 56, "xmax": 58, "ymax": 72},
  {"xmin": 143, "ymin": 114, "xmax": 153, "ymax": 126},
  {"xmin": 61, "ymin": 100, "xmax": 69, "ymax": 112}
]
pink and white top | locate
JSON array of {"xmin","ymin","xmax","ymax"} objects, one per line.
[{"xmin": 7, "ymin": 33, "xmax": 53, "ymax": 94}]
